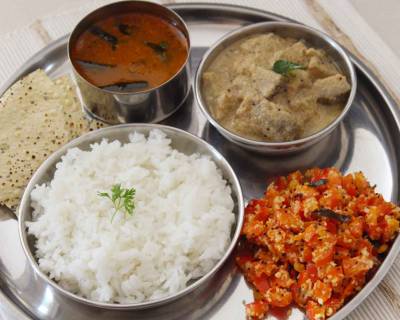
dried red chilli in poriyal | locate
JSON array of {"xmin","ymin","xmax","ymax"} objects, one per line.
[{"xmin": 236, "ymin": 168, "xmax": 400, "ymax": 320}]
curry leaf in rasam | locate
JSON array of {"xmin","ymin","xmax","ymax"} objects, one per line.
[{"xmin": 144, "ymin": 41, "xmax": 168, "ymax": 60}]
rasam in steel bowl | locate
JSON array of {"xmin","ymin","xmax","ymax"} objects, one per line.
[
  {"xmin": 69, "ymin": 1, "xmax": 191, "ymax": 124},
  {"xmin": 18, "ymin": 124, "xmax": 244, "ymax": 310},
  {"xmin": 195, "ymin": 21, "xmax": 357, "ymax": 155}
]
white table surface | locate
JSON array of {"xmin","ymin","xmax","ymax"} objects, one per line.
[{"xmin": 1, "ymin": 0, "xmax": 399, "ymax": 55}]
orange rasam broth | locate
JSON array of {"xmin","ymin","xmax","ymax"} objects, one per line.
[{"xmin": 70, "ymin": 12, "xmax": 189, "ymax": 92}]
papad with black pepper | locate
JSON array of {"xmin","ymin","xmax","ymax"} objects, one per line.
[{"xmin": 0, "ymin": 69, "xmax": 104, "ymax": 209}]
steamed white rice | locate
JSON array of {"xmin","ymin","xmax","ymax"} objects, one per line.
[{"xmin": 27, "ymin": 129, "xmax": 235, "ymax": 303}]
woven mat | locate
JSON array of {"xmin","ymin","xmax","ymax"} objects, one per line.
[{"xmin": 1, "ymin": 1, "xmax": 400, "ymax": 319}]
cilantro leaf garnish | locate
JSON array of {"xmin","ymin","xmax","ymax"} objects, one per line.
[
  {"xmin": 98, "ymin": 184, "xmax": 136, "ymax": 222},
  {"xmin": 272, "ymin": 60, "xmax": 306, "ymax": 76}
]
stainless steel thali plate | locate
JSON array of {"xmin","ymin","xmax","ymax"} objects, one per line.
[{"xmin": 1, "ymin": 3, "xmax": 400, "ymax": 320}]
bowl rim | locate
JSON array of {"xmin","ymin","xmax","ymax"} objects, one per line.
[
  {"xmin": 18, "ymin": 123, "xmax": 244, "ymax": 310},
  {"xmin": 67, "ymin": 0, "xmax": 192, "ymax": 95},
  {"xmin": 194, "ymin": 21, "xmax": 357, "ymax": 147}
]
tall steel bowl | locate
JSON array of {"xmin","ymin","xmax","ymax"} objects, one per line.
[
  {"xmin": 18, "ymin": 124, "xmax": 244, "ymax": 310},
  {"xmin": 69, "ymin": 1, "xmax": 191, "ymax": 124},
  {"xmin": 195, "ymin": 21, "xmax": 357, "ymax": 155}
]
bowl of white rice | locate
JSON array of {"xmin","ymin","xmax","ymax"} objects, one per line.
[{"xmin": 18, "ymin": 124, "xmax": 243, "ymax": 309}]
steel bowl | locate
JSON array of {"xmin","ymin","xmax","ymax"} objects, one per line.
[
  {"xmin": 194, "ymin": 21, "xmax": 357, "ymax": 155},
  {"xmin": 18, "ymin": 124, "xmax": 244, "ymax": 310},
  {"xmin": 68, "ymin": 1, "xmax": 191, "ymax": 124}
]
